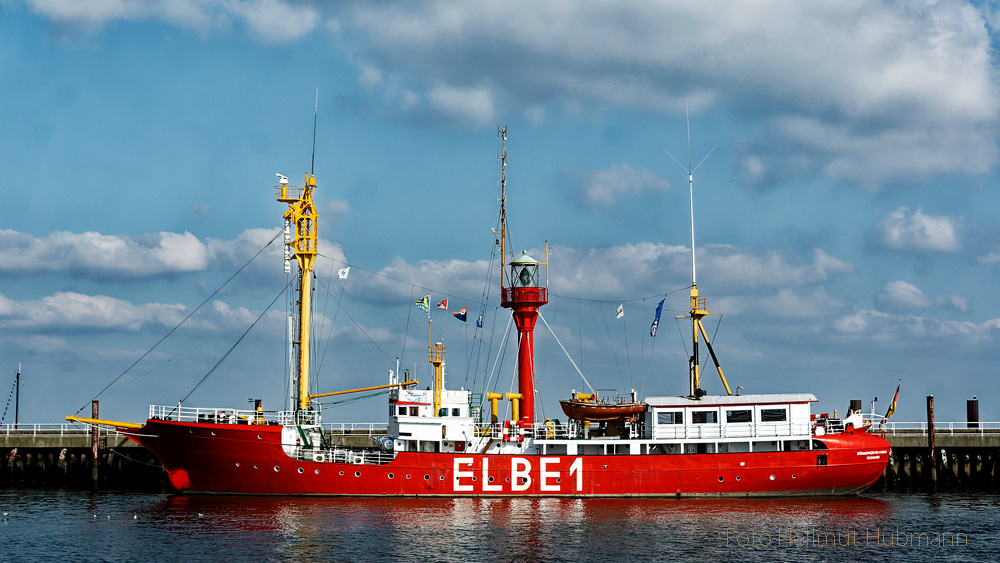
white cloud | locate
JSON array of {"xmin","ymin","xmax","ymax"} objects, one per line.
[
  {"xmin": 26, "ymin": 0, "xmax": 317, "ymax": 42},
  {"xmin": 0, "ymin": 291, "xmax": 187, "ymax": 331},
  {"xmin": 833, "ymin": 308, "xmax": 995, "ymax": 342},
  {"xmin": 875, "ymin": 280, "xmax": 932, "ymax": 311},
  {"xmin": 576, "ymin": 164, "xmax": 669, "ymax": 207},
  {"xmin": 427, "ymin": 85, "xmax": 495, "ymax": 128},
  {"xmin": 357, "ymin": 65, "xmax": 384, "ymax": 91},
  {"xmin": 716, "ymin": 287, "xmax": 844, "ymax": 319},
  {"xmin": 340, "ymin": 1, "xmax": 998, "ymax": 185},
  {"xmin": 977, "ymin": 251, "xmax": 1000, "ymax": 264},
  {"xmin": 699, "ymin": 246, "xmax": 853, "ymax": 287},
  {"xmin": 874, "ymin": 280, "xmax": 968, "ymax": 313},
  {"xmin": 321, "ymin": 199, "xmax": 350, "ymax": 221},
  {"xmin": 228, "ymin": 0, "xmax": 318, "ymax": 43},
  {"xmin": 0, "ymin": 229, "xmax": 209, "ymax": 278},
  {"xmin": 875, "ymin": 207, "xmax": 962, "ymax": 252}
]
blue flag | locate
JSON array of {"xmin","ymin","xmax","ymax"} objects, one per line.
[
  {"xmin": 476, "ymin": 310, "xmax": 484, "ymax": 328},
  {"xmin": 650, "ymin": 298, "xmax": 664, "ymax": 337}
]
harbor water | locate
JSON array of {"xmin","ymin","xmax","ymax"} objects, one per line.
[{"xmin": 0, "ymin": 490, "xmax": 997, "ymax": 562}]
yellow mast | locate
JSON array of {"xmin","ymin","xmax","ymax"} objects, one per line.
[
  {"xmin": 429, "ymin": 342, "xmax": 445, "ymax": 416},
  {"xmin": 277, "ymin": 174, "xmax": 318, "ymax": 412}
]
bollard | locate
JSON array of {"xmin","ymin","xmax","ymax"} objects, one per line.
[
  {"xmin": 91, "ymin": 400, "xmax": 99, "ymax": 486},
  {"xmin": 927, "ymin": 395, "xmax": 937, "ymax": 491},
  {"xmin": 967, "ymin": 398, "xmax": 979, "ymax": 430}
]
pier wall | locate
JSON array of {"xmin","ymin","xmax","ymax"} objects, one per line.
[{"xmin": 875, "ymin": 431, "xmax": 1000, "ymax": 492}]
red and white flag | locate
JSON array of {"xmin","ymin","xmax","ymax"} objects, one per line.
[{"xmin": 437, "ymin": 298, "xmax": 449, "ymax": 310}]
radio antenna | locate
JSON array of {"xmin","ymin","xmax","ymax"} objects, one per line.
[
  {"xmin": 310, "ymin": 87, "xmax": 319, "ymax": 176},
  {"xmin": 663, "ymin": 101, "xmax": 715, "ymax": 286}
]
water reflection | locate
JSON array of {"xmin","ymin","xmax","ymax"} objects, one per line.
[
  {"xmin": 3, "ymin": 490, "xmax": 987, "ymax": 562},
  {"xmin": 143, "ymin": 495, "xmax": 898, "ymax": 562}
]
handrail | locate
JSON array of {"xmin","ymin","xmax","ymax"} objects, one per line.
[
  {"xmin": 11, "ymin": 420, "xmax": 1000, "ymax": 436},
  {"xmin": 1, "ymin": 423, "xmax": 128, "ymax": 437}
]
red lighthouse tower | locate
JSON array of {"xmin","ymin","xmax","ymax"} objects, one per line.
[
  {"xmin": 501, "ymin": 250, "xmax": 548, "ymax": 425},
  {"xmin": 495, "ymin": 126, "xmax": 548, "ymax": 427}
]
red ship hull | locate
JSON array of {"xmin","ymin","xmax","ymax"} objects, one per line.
[{"xmin": 126, "ymin": 420, "xmax": 889, "ymax": 497}]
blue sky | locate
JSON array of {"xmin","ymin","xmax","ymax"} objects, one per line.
[{"xmin": 2, "ymin": 1, "xmax": 999, "ymax": 425}]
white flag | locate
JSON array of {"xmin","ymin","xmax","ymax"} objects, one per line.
[
  {"xmin": 615, "ymin": 303, "xmax": 624, "ymax": 319},
  {"xmin": 337, "ymin": 266, "xmax": 351, "ymax": 280}
]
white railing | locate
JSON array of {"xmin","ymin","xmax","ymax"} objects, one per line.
[
  {"xmin": 287, "ymin": 445, "xmax": 396, "ymax": 465},
  {"xmin": 148, "ymin": 404, "xmax": 280, "ymax": 425},
  {"xmin": 1, "ymin": 423, "xmax": 126, "ymax": 437},
  {"xmin": 324, "ymin": 423, "xmax": 388, "ymax": 435},
  {"xmin": 652, "ymin": 422, "xmax": 812, "ymax": 440},
  {"xmin": 874, "ymin": 421, "xmax": 1000, "ymax": 435}
]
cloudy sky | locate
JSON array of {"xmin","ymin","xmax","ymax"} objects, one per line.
[{"xmin": 2, "ymin": 0, "xmax": 999, "ymax": 425}]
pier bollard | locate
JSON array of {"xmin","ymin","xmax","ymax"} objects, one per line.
[
  {"xmin": 927, "ymin": 395, "xmax": 937, "ymax": 491},
  {"xmin": 91, "ymin": 400, "xmax": 99, "ymax": 486},
  {"xmin": 967, "ymin": 398, "xmax": 979, "ymax": 430}
]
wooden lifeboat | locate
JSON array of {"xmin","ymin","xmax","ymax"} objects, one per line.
[{"xmin": 559, "ymin": 399, "xmax": 647, "ymax": 421}]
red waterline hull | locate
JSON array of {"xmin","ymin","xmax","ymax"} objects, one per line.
[{"xmin": 126, "ymin": 420, "xmax": 890, "ymax": 497}]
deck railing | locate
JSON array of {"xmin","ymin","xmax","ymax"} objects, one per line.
[{"xmin": 1, "ymin": 423, "xmax": 126, "ymax": 437}]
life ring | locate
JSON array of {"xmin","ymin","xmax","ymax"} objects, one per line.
[{"xmin": 314, "ymin": 452, "xmax": 325, "ymax": 463}]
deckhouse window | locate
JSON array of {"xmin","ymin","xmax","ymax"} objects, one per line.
[
  {"xmin": 761, "ymin": 408, "xmax": 787, "ymax": 422},
  {"xmin": 451, "ymin": 408, "xmax": 460, "ymax": 416},
  {"xmin": 657, "ymin": 411, "xmax": 683, "ymax": 424},
  {"xmin": 409, "ymin": 407, "xmax": 419, "ymax": 416},
  {"xmin": 726, "ymin": 410, "xmax": 752, "ymax": 423},
  {"xmin": 692, "ymin": 411, "xmax": 718, "ymax": 424},
  {"xmin": 398, "ymin": 407, "xmax": 407, "ymax": 416}
]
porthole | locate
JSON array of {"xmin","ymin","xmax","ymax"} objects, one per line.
[
  {"xmin": 253, "ymin": 464, "xmax": 258, "ymax": 469},
  {"xmin": 339, "ymin": 471, "xmax": 344, "ymax": 476},
  {"xmin": 235, "ymin": 462, "xmax": 240, "ymax": 468},
  {"xmin": 388, "ymin": 473, "xmax": 394, "ymax": 479},
  {"xmin": 739, "ymin": 461, "xmax": 745, "ymax": 467},
  {"xmin": 792, "ymin": 474, "xmax": 797, "ymax": 479},
  {"xmin": 314, "ymin": 469, "xmax": 319, "ymax": 475},
  {"xmin": 718, "ymin": 476, "xmax": 724, "ymax": 482},
  {"xmin": 736, "ymin": 476, "xmax": 741, "ymax": 481},
  {"xmin": 188, "ymin": 430, "xmax": 193, "ymax": 434},
  {"xmin": 505, "ymin": 477, "xmax": 510, "ymax": 482},
  {"xmin": 769, "ymin": 474, "xmax": 775, "ymax": 481},
  {"xmin": 257, "ymin": 435, "xmax": 263, "ymax": 440},
  {"xmin": 488, "ymin": 476, "xmax": 495, "ymax": 483},
  {"xmin": 439, "ymin": 476, "xmax": 444, "ymax": 481},
  {"xmin": 355, "ymin": 471, "xmax": 361, "ymax": 477},
  {"xmin": 472, "ymin": 476, "xmax": 477, "ymax": 482},
  {"xmin": 298, "ymin": 467, "xmax": 304, "ymax": 474},
  {"xmin": 274, "ymin": 466, "xmax": 280, "ymax": 472},
  {"xmin": 556, "ymin": 478, "xmax": 561, "ymax": 483},
  {"xmin": 406, "ymin": 474, "xmax": 411, "ymax": 479},
  {"xmin": 211, "ymin": 431, "xmax": 216, "ymax": 436},
  {"xmin": 424, "ymin": 475, "xmax": 430, "ymax": 481}
]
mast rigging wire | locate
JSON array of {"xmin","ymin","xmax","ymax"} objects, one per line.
[{"xmin": 74, "ymin": 229, "xmax": 283, "ymax": 416}]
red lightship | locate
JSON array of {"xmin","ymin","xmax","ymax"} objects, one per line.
[{"xmin": 70, "ymin": 127, "xmax": 889, "ymax": 496}]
